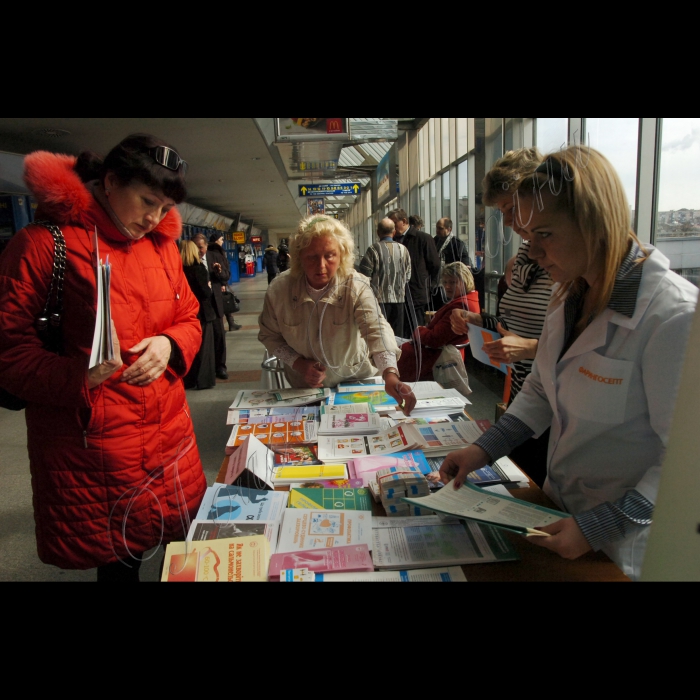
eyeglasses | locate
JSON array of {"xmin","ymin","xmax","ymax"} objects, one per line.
[{"xmin": 149, "ymin": 146, "xmax": 188, "ymax": 175}]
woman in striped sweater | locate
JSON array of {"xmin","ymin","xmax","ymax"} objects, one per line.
[{"xmin": 451, "ymin": 148, "xmax": 551, "ymax": 486}]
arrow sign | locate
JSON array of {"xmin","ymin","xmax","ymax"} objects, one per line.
[{"xmin": 298, "ymin": 183, "xmax": 362, "ymax": 197}]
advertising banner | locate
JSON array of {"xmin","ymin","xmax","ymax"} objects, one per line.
[
  {"xmin": 275, "ymin": 118, "xmax": 350, "ymax": 143},
  {"xmin": 307, "ymin": 197, "xmax": 326, "ymax": 216}
]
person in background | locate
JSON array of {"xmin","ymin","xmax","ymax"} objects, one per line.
[
  {"xmin": 431, "ymin": 217, "xmax": 473, "ymax": 312},
  {"xmin": 180, "ymin": 240, "xmax": 216, "ymax": 390},
  {"xmin": 359, "ymin": 218, "xmax": 412, "ymax": 337},
  {"xmin": 0, "ymin": 133, "xmax": 206, "ymax": 581},
  {"xmin": 264, "ymin": 244, "xmax": 279, "ymax": 284},
  {"xmin": 398, "ymin": 262, "xmax": 479, "ymax": 381},
  {"xmin": 258, "ymin": 215, "xmax": 416, "ymax": 415},
  {"xmin": 277, "ymin": 243, "xmax": 291, "ymax": 273},
  {"xmin": 388, "ymin": 208, "xmax": 440, "ymax": 335},
  {"xmin": 450, "ymin": 148, "xmax": 549, "ymax": 486},
  {"xmin": 438, "ymin": 146, "xmax": 698, "ymax": 581},
  {"xmin": 408, "ymin": 214, "xmax": 424, "ymax": 232},
  {"xmin": 193, "ymin": 233, "xmax": 228, "ymax": 378}
]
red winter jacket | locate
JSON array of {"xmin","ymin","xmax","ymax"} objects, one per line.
[
  {"xmin": 397, "ymin": 292, "xmax": 480, "ymax": 382},
  {"xmin": 0, "ymin": 152, "xmax": 207, "ymax": 570}
]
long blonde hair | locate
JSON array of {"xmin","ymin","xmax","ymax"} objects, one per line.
[
  {"xmin": 290, "ymin": 215, "xmax": 356, "ymax": 279},
  {"xmin": 516, "ymin": 145, "xmax": 647, "ymax": 316},
  {"xmin": 180, "ymin": 239, "xmax": 200, "ymax": 267}
]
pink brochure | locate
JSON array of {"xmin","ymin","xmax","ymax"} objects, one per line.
[{"xmin": 269, "ymin": 544, "xmax": 374, "ymax": 580}]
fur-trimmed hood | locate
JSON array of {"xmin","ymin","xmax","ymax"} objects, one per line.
[{"xmin": 23, "ymin": 151, "xmax": 182, "ymax": 240}]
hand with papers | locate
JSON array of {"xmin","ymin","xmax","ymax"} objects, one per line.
[
  {"xmin": 87, "ymin": 321, "xmax": 123, "ymax": 389},
  {"xmin": 527, "ymin": 516, "xmax": 592, "ymax": 559},
  {"xmin": 383, "ymin": 372, "xmax": 416, "ymax": 416},
  {"xmin": 437, "ymin": 445, "xmax": 492, "ymax": 490},
  {"xmin": 482, "ymin": 323, "xmax": 538, "ymax": 365},
  {"xmin": 121, "ymin": 335, "xmax": 173, "ymax": 387},
  {"xmin": 293, "ymin": 358, "xmax": 327, "ymax": 388}
]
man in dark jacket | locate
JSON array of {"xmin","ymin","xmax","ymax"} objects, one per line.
[
  {"xmin": 388, "ymin": 208, "xmax": 440, "ymax": 332},
  {"xmin": 264, "ymin": 245, "xmax": 279, "ymax": 284},
  {"xmin": 431, "ymin": 217, "xmax": 473, "ymax": 311}
]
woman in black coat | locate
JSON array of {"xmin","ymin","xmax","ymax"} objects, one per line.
[{"xmin": 180, "ymin": 240, "xmax": 216, "ymax": 390}]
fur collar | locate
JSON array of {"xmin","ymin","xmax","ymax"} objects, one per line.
[{"xmin": 23, "ymin": 151, "xmax": 182, "ymax": 240}]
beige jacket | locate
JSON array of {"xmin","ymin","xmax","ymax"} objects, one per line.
[{"xmin": 258, "ymin": 271, "xmax": 400, "ymax": 388}]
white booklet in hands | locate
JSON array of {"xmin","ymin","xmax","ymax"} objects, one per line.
[{"xmin": 89, "ymin": 227, "xmax": 115, "ymax": 369}]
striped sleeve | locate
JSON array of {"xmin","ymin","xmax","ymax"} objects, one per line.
[
  {"xmin": 575, "ymin": 491, "xmax": 654, "ymax": 551},
  {"xmin": 474, "ymin": 413, "xmax": 534, "ymax": 461}
]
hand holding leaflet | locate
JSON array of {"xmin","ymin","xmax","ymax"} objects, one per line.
[{"xmin": 467, "ymin": 323, "xmax": 510, "ymax": 374}]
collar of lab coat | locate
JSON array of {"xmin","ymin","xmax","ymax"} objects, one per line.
[
  {"xmin": 290, "ymin": 273, "xmax": 349, "ymax": 307},
  {"xmin": 551, "ymin": 244, "xmax": 668, "ymax": 362}
]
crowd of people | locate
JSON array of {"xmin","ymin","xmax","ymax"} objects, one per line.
[{"xmin": 0, "ymin": 133, "xmax": 697, "ymax": 582}]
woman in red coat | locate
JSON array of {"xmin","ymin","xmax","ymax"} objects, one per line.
[
  {"xmin": 398, "ymin": 262, "xmax": 480, "ymax": 382},
  {"xmin": 0, "ymin": 134, "xmax": 207, "ymax": 581}
]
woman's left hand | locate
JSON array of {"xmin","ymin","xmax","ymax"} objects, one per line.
[
  {"xmin": 482, "ymin": 323, "xmax": 538, "ymax": 364},
  {"xmin": 384, "ymin": 372, "xmax": 416, "ymax": 416},
  {"xmin": 527, "ymin": 517, "xmax": 592, "ymax": 560},
  {"xmin": 121, "ymin": 336, "xmax": 172, "ymax": 387}
]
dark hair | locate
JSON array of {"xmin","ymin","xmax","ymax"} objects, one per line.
[
  {"xmin": 409, "ymin": 215, "xmax": 424, "ymax": 229},
  {"xmin": 388, "ymin": 209, "xmax": 408, "ymax": 223},
  {"xmin": 438, "ymin": 217, "xmax": 453, "ymax": 230},
  {"xmin": 209, "ymin": 232, "xmax": 224, "ymax": 244},
  {"xmin": 74, "ymin": 133, "xmax": 187, "ymax": 203},
  {"xmin": 192, "ymin": 233, "xmax": 207, "ymax": 244}
]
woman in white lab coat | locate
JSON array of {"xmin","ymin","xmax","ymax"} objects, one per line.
[{"xmin": 437, "ymin": 146, "xmax": 698, "ymax": 580}]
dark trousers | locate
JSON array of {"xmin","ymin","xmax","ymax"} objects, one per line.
[
  {"xmin": 405, "ymin": 304, "xmax": 426, "ymax": 335},
  {"xmin": 212, "ymin": 316, "xmax": 227, "ymax": 373},
  {"xmin": 382, "ymin": 303, "xmax": 405, "ymax": 338},
  {"xmin": 268, "ymin": 270, "xmax": 278, "ymax": 285},
  {"xmin": 184, "ymin": 319, "xmax": 215, "ymax": 390}
]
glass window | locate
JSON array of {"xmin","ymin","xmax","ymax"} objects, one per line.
[
  {"xmin": 457, "ymin": 161, "xmax": 469, "ymax": 243},
  {"xmin": 428, "ymin": 119, "xmax": 436, "ymax": 178},
  {"xmin": 456, "ymin": 118, "xmax": 468, "ymax": 159},
  {"xmin": 418, "ymin": 127, "xmax": 425, "ymax": 183},
  {"xmin": 429, "ymin": 179, "xmax": 437, "ymax": 235},
  {"xmin": 442, "ymin": 170, "xmax": 451, "ymax": 223},
  {"xmin": 586, "ymin": 118, "xmax": 640, "ymax": 214},
  {"xmin": 655, "ymin": 118, "xmax": 700, "ymax": 288},
  {"xmin": 420, "ymin": 185, "xmax": 426, "ymax": 230},
  {"xmin": 441, "ymin": 117, "xmax": 450, "ymax": 170},
  {"xmin": 536, "ymin": 117, "xmax": 568, "ymax": 154}
]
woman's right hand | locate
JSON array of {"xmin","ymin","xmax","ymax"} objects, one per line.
[
  {"xmin": 293, "ymin": 357, "xmax": 326, "ymax": 388},
  {"xmin": 87, "ymin": 321, "xmax": 123, "ymax": 389},
  {"xmin": 450, "ymin": 309, "xmax": 482, "ymax": 335}
]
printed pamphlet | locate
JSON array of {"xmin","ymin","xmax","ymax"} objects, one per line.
[
  {"xmin": 268, "ymin": 544, "xmax": 374, "ymax": 579},
  {"xmin": 288, "ymin": 487, "xmax": 373, "ymax": 511},
  {"xmin": 187, "ymin": 519, "xmax": 280, "ymax": 554},
  {"xmin": 276, "ymin": 509, "xmax": 373, "ymax": 553},
  {"xmin": 315, "ymin": 567, "xmax": 467, "ymax": 582},
  {"xmin": 195, "ymin": 484, "xmax": 287, "ymax": 523}
]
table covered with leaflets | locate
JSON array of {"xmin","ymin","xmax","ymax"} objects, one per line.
[{"xmin": 161, "ymin": 380, "xmax": 628, "ymax": 583}]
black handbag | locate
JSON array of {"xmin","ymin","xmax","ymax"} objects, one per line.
[
  {"xmin": 222, "ymin": 290, "xmax": 240, "ymax": 315},
  {"xmin": 0, "ymin": 222, "xmax": 66, "ymax": 411}
]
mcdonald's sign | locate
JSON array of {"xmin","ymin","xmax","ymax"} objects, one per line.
[{"xmin": 327, "ymin": 118, "xmax": 343, "ymax": 134}]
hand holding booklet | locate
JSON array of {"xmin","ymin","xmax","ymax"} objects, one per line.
[{"xmin": 402, "ymin": 481, "xmax": 569, "ymax": 537}]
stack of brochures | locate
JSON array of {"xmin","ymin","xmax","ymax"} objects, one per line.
[{"xmin": 375, "ymin": 465, "xmax": 432, "ymax": 516}]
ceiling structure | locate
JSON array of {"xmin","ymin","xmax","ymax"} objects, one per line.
[{"xmin": 0, "ymin": 118, "xmax": 420, "ymax": 233}]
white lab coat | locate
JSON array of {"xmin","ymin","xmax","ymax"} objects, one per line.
[{"xmin": 508, "ymin": 246, "xmax": 698, "ymax": 580}]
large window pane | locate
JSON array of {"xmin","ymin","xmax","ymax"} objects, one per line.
[
  {"xmin": 420, "ymin": 185, "xmax": 426, "ymax": 230},
  {"xmin": 441, "ymin": 117, "xmax": 450, "ymax": 170},
  {"xmin": 457, "ymin": 160, "xmax": 469, "ymax": 244},
  {"xmin": 456, "ymin": 118, "xmax": 468, "ymax": 158},
  {"xmin": 429, "ymin": 119, "xmax": 436, "ymax": 178},
  {"xmin": 655, "ymin": 117, "xmax": 700, "ymax": 287},
  {"xmin": 586, "ymin": 117, "xmax": 639, "ymax": 215},
  {"xmin": 430, "ymin": 179, "xmax": 437, "ymax": 234},
  {"xmin": 442, "ymin": 170, "xmax": 451, "ymax": 223},
  {"xmin": 536, "ymin": 117, "xmax": 568, "ymax": 154}
]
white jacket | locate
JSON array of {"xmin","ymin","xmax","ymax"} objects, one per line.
[{"xmin": 508, "ymin": 246, "xmax": 698, "ymax": 580}]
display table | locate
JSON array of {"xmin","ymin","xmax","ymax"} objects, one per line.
[{"xmin": 215, "ymin": 457, "xmax": 629, "ymax": 583}]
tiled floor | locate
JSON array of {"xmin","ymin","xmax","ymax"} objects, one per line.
[{"xmin": 0, "ymin": 271, "xmax": 503, "ymax": 581}]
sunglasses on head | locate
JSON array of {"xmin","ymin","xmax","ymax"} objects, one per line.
[{"xmin": 149, "ymin": 146, "xmax": 187, "ymax": 175}]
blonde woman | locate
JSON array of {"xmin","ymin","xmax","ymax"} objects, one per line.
[
  {"xmin": 180, "ymin": 239, "xmax": 216, "ymax": 390},
  {"xmin": 438, "ymin": 146, "xmax": 698, "ymax": 580},
  {"xmin": 259, "ymin": 215, "xmax": 416, "ymax": 415}
]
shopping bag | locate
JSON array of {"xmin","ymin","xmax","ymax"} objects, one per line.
[
  {"xmin": 222, "ymin": 291, "xmax": 240, "ymax": 314},
  {"xmin": 433, "ymin": 344, "xmax": 472, "ymax": 398}
]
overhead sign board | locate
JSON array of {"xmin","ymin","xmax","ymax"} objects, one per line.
[
  {"xmin": 275, "ymin": 118, "xmax": 350, "ymax": 143},
  {"xmin": 233, "ymin": 232, "xmax": 246, "ymax": 244},
  {"xmin": 299, "ymin": 183, "xmax": 361, "ymax": 197}
]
